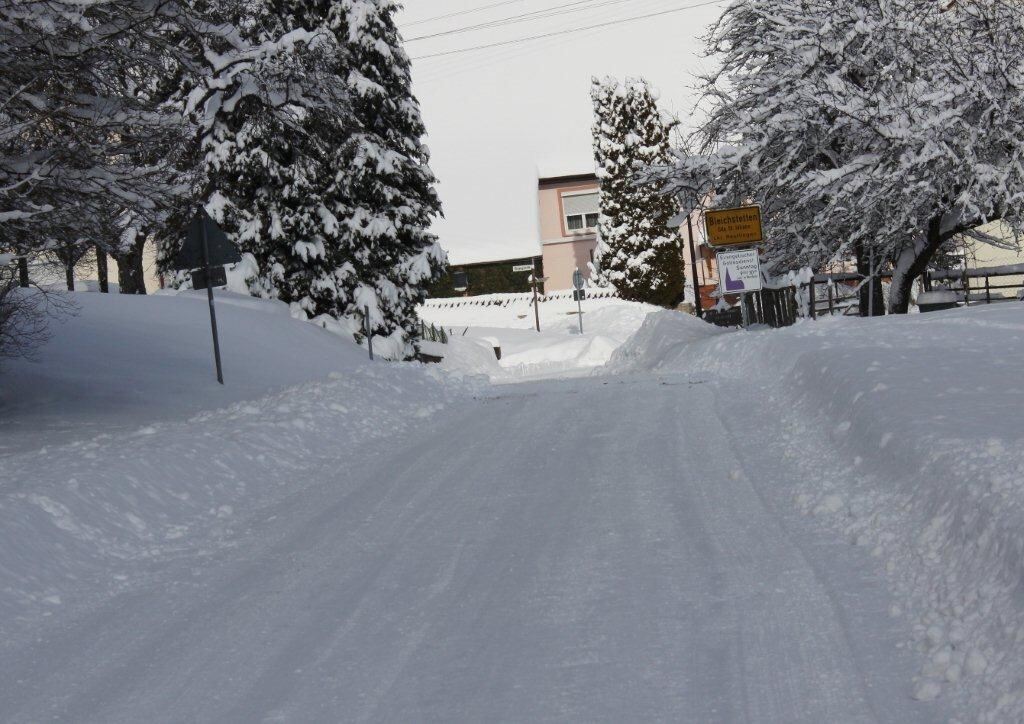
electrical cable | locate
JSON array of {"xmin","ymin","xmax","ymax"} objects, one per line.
[
  {"xmin": 410, "ymin": 0, "xmax": 724, "ymax": 61},
  {"xmin": 406, "ymin": 0, "xmax": 630, "ymax": 42},
  {"xmin": 403, "ymin": 0, "xmax": 530, "ymax": 28}
]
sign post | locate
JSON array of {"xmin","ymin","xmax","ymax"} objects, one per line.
[
  {"xmin": 172, "ymin": 208, "xmax": 241, "ymax": 384},
  {"xmin": 686, "ymin": 211, "xmax": 703, "ymax": 319},
  {"xmin": 530, "ymin": 259, "xmax": 541, "ymax": 332},
  {"xmin": 514, "ymin": 260, "xmax": 546, "ymax": 332},
  {"xmin": 200, "ymin": 215, "xmax": 225, "ymax": 384},
  {"xmin": 705, "ymin": 206, "xmax": 764, "ymax": 329},
  {"xmin": 572, "ymin": 268, "xmax": 585, "ymax": 335},
  {"xmin": 364, "ymin": 305, "xmax": 374, "ymax": 361}
]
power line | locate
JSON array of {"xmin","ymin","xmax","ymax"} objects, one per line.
[
  {"xmin": 406, "ymin": 0, "xmax": 626, "ymax": 42},
  {"xmin": 403, "ymin": 0, "xmax": 528, "ymax": 28},
  {"xmin": 411, "ymin": 0, "xmax": 678, "ymax": 84},
  {"xmin": 410, "ymin": 0, "xmax": 724, "ymax": 60}
]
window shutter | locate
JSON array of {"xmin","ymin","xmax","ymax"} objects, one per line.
[{"xmin": 562, "ymin": 192, "xmax": 599, "ymax": 217}]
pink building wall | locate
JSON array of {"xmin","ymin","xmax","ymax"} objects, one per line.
[{"xmin": 537, "ymin": 174, "xmax": 599, "ymax": 291}]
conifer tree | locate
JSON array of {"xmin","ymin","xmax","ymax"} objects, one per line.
[
  {"xmin": 324, "ymin": 0, "xmax": 446, "ymax": 357},
  {"xmin": 169, "ymin": 0, "xmax": 352, "ymax": 319},
  {"xmin": 590, "ymin": 77, "xmax": 684, "ymax": 307}
]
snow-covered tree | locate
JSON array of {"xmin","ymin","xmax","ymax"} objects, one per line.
[
  {"xmin": 591, "ymin": 77, "xmax": 684, "ymax": 308},
  {"xmin": 655, "ymin": 0, "xmax": 1024, "ymax": 313},
  {"xmin": 0, "ymin": 0, "xmax": 187, "ymax": 271},
  {"xmin": 325, "ymin": 0, "xmax": 446, "ymax": 357},
  {"xmin": 158, "ymin": 0, "xmax": 353, "ymax": 318}
]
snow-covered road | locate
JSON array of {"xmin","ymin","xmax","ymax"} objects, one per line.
[{"xmin": 1, "ymin": 372, "xmax": 944, "ymax": 722}]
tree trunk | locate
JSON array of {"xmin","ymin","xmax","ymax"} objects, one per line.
[
  {"xmin": 115, "ymin": 239, "xmax": 147, "ymax": 295},
  {"xmin": 96, "ymin": 246, "xmax": 109, "ymax": 293},
  {"xmin": 855, "ymin": 241, "xmax": 885, "ymax": 316},
  {"xmin": 889, "ymin": 217, "xmax": 944, "ymax": 314},
  {"xmin": 17, "ymin": 257, "xmax": 29, "ymax": 287},
  {"xmin": 65, "ymin": 262, "xmax": 75, "ymax": 291}
]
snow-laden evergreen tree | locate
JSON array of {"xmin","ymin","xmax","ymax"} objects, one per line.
[
  {"xmin": 166, "ymin": 0, "xmax": 353, "ymax": 319},
  {"xmin": 590, "ymin": 77, "xmax": 684, "ymax": 308},
  {"xmin": 654, "ymin": 0, "xmax": 1024, "ymax": 313},
  {"xmin": 325, "ymin": 0, "xmax": 446, "ymax": 357}
]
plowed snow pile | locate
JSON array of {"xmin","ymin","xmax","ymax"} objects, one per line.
[
  {"xmin": 0, "ymin": 290, "xmax": 463, "ymax": 635},
  {"xmin": 610, "ymin": 304, "xmax": 1024, "ymax": 722},
  {"xmin": 420, "ymin": 293, "xmax": 656, "ymax": 380}
]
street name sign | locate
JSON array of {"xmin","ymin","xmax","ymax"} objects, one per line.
[
  {"xmin": 717, "ymin": 248, "xmax": 763, "ymax": 294},
  {"xmin": 705, "ymin": 205, "xmax": 763, "ymax": 247},
  {"xmin": 512, "ymin": 264, "xmax": 533, "ymax": 273},
  {"xmin": 191, "ymin": 265, "xmax": 228, "ymax": 290}
]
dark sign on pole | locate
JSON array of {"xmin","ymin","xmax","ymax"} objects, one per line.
[
  {"xmin": 172, "ymin": 208, "xmax": 240, "ymax": 385},
  {"xmin": 172, "ymin": 210, "xmax": 242, "ymax": 271}
]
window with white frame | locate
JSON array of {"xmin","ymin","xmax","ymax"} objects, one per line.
[{"xmin": 562, "ymin": 191, "xmax": 599, "ymax": 234}]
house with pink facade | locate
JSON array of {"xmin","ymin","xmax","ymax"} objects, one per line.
[{"xmin": 537, "ymin": 171, "xmax": 600, "ymax": 291}]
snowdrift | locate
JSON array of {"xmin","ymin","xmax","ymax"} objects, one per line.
[
  {"xmin": 423, "ymin": 294, "xmax": 658, "ymax": 380},
  {"xmin": 0, "ymin": 289, "xmax": 370, "ymax": 452},
  {"xmin": 0, "ymin": 290, "xmax": 462, "ymax": 639},
  {"xmin": 612, "ymin": 304, "xmax": 1024, "ymax": 720}
]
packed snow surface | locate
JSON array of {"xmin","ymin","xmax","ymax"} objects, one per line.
[
  {"xmin": 4, "ymin": 290, "xmax": 1021, "ymax": 721},
  {"xmin": 610, "ymin": 303, "xmax": 1024, "ymax": 722}
]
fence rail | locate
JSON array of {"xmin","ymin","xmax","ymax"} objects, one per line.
[
  {"xmin": 422, "ymin": 288, "xmax": 621, "ymax": 310},
  {"xmin": 925, "ymin": 263, "xmax": 1024, "ymax": 305}
]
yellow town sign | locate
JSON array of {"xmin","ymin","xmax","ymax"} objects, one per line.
[{"xmin": 704, "ymin": 206, "xmax": 764, "ymax": 247}]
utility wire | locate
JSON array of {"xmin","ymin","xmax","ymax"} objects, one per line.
[
  {"xmin": 411, "ymin": 0, "xmax": 677, "ymax": 83},
  {"xmin": 403, "ymin": 0, "xmax": 528, "ymax": 27},
  {"xmin": 410, "ymin": 0, "xmax": 724, "ymax": 60},
  {"xmin": 406, "ymin": 0, "xmax": 628, "ymax": 42}
]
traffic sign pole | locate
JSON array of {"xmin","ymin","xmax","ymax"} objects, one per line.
[
  {"xmin": 532, "ymin": 259, "xmax": 541, "ymax": 333},
  {"xmin": 573, "ymin": 268, "xmax": 585, "ymax": 335},
  {"xmin": 200, "ymin": 208, "xmax": 225, "ymax": 385},
  {"xmin": 686, "ymin": 211, "xmax": 703, "ymax": 318}
]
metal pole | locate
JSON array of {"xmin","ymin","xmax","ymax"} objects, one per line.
[
  {"xmin": 686, "ymin": 211, "xmax": 703, "ymax": 318},
  {"xmin": 201, "ymin": 210, "xmax": 225, "ymax": 385},
  {"xmin": 740, "ymin": 293, "xmax": 750, "ymax": 328},
  {"xmin": 868, "ymin": 246, "xmax": 875, "ymax": 318},
  {"xmin": 364, "ymin": 305, "xmax": 374, "ymax": 361},
  {"xmin": 577, "ymin": 295, "xmax": 584, "ymax": 335},
  {"xmin": 532, "ymin": 258, "xmax": 541, "ymax": 333}
]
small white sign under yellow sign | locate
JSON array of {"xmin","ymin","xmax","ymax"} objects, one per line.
[{"xmin": 717, "ymin": 248, "xmax": 763, "ymax": 294}]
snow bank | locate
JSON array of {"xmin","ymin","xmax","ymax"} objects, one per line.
[
  {"xmin": 0, "ymin": 289, "xmax": 368, "ymax": 452},
  {"xmin": 612, "ymin": 304, "xmax": 1024, "ymax": 720},
  {"xmin": 0, "ymin": 290, "xmax": 464, "ymax": 637},
  {"xmin": 605, "ymin": 309, "xmax": 728, "ymax": 372},
  {"xmin": 429, "ymin": 299, "xmax": 659, "ymax": 381}
]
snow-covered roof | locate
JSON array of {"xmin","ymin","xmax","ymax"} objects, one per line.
[
  {"xmin": 536, "ymin": 162, "xmax": 596, "ymax": 182},
  {"xmin": 442, "ymin": 241, "xmax": 542, "ymax": 267}
]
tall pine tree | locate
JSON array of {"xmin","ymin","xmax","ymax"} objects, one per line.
[
  {"xmin": 325, "ymin": 0, "xmax": 445, "ymax": 358},
  {"xmin": 591, "ymin": 77, "xmax": 684, "ymax": 308},
  {"xmin": 165, "ymin": 0, "xmax": 353, "ymax": 319}
]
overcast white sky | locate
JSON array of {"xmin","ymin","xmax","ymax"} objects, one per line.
[{"xmin": 395, "ymin": 0, "xmax": 725, "ymax": 264}]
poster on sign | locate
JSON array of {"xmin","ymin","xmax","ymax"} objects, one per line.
[{"xmin": 716, "ymin": 248, "xmax": 763, "ymax": 294}]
